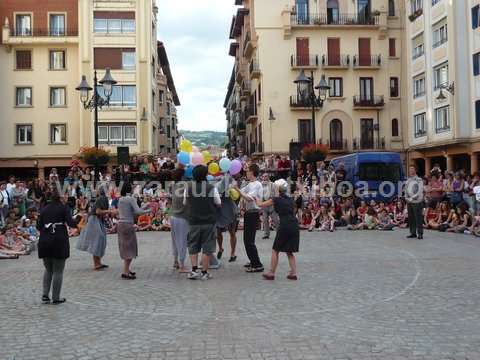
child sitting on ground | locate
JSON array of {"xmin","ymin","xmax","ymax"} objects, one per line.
[
  {"xmin": 151, "ymin": 212, "xmax": 164, "ymax": 231},
  {"xmin": 136, "ymin": 212, "xmax": 153, "ymax": 231},
  {"xmin": 377, "ymin": 208, "xmax": 395, "ymax": 230}
]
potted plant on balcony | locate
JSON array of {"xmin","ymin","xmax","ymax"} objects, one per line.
[
  {"xmin": 302, "ymin": 143, "xmax": 328, "ymax": 164},
  {"xmin": 77, "ymin": 146, "xmax": 111, "ymax": 167}
]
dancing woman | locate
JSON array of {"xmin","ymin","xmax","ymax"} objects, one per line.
[
  {"xmin": 117, "ymin": 182, "xmax": 150, "ymax": 279},
  {"xmin": 256, "ymin": 179, "xmax": 299, "ymax": 281},
  {"xmin": 37, "ymin": 189, "xmax": 78, "ymax": 304},
  {"xmin": 170, "ymin": 168, "xmax": 190, "ymax": 273},
  {"xmin": 77, "ymin": 188, "xmax": 114, "ymax": 270}
]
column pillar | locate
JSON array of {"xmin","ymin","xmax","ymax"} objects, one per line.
[
  {"xmin": 425, "ymin": 157, "xmax": 432, "ymax": 175},
  {"xmin": 446, "ymin": 154, "xmax": 454, "ymax": 172},
  {"xmin": 471, "ymin": 153, "xmax": 479, "ymax": 174}
]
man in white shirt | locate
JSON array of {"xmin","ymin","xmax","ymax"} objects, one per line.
[
  {"xmin": 236, "ymin": 164, "xmax": 264, "ymax": 272},
  {"xmin": 0, "ymin": 182, "xmax": 10, "ymax": 226}
]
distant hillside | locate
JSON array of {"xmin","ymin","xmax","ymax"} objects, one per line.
[{"xmin": 180, "ymin": 130, "xmax": 227, "ymax": 149}]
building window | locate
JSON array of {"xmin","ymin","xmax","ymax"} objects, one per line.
[
  {"xmin": 16, "ymin": 125, "xmax": 33, "ymax": 144},
  {"xmin": 97, "ymin": 85, "xmax": 136, "ymax": 107},
  {"xmin": 433, "ymin": 62, "xmax": 448, "ymax": 90},
  {"xmin": 413, "ymin": 74, "xmax": 425, "ymax": 98},
  {"xmin": 15, "ymin": 14, "xmax": 31, "ymax": 36},
  {"xmin": 390, "ymin": 77, "xmax": 399, "ymax": 98},
  {"xmin": 474, "ymin": 53, "xmax": 480, "ymax": 76},
  {"xmin": 167, "ymin": 102, "xmax": 171, "ymax": 115},
  {"xmin": 476, "ymin": 100, "xmax": 480, "ymax": 129},
  {"xmin": 50, "ymin": 124, "xmax": 67, "ymax": 144},
  {"xmin": 15, "ymin": 50, "xmax": 32, "ymax": 70},
  {"xmin": 432, "ymin": 20, "xmax": 448, "ymax": 48},
  {"xmin": 298, "ymin": 119, "xmax": 312, "ymax": 144},
  {"xmin": 329, "ymin": 119, "xmax": 343, "ymax": 149},
  {"xmin": 391, "ymin": 118, "xmax": 399, "ymax": 137},
  {"xmin": 435, "ymin": 106, "xmax": 450, "ymax": 133},
  {"xmin": 389, "ymin": 38, "xmax": 396, "ymax": 57},
  {"xmin": 411, "ymin": 0, "xmax": 423, "ymax": 14},
  {"xmin": 16, "ymin": 87, "xmax": 32, "ymax": 106},
  {"xmin": 159, "ymin": 90, "xmax": 164, "ymax": 104},
  {"xmin": 49, "ymin": 50, "xmax": 66, "ymax": 70},
  {"xmin": 328, "ymin": 77, "xmax": 343, "ymax": 97},
  {"xmin": 50, "ymin": 87, "xmax": 66, "ymax": 107},
  {"xmin": 388, "ymin": 0, "xmax": 395, "ymax": 16},
  {"xmin": 473, "ymin": 5, "xmax": 480, "ymax": 29},
  {"xmin": 93, "ymin": 18, "xmax": 135, "ymax": 34},
  {"xmin": 98, "ymin": 124, "xmax": 137, "ymax": 145},
  {"xmin": 152, "ymin": 91, "xmax": 155, "ymax": 114},
  {"xmin": 412, "ymin": 36, "xmax": 424, "ymax": 60},
  {"xmin": 49, "ymin": 14, "xmax": 65, "ymax": 36},
  {"xmin": 122, "ymin": 51, "xmax": 135, "ymax": 70},
  {"xmin": 414, "ymin": 113, "xmax": 426, "ymax": 137}
]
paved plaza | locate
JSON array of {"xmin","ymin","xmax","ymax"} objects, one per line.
[{"xmin": 1, "ymin": 229, "xmax": 480, "ymax": 360}]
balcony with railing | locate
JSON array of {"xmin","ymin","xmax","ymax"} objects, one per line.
[
  {"xmin": 249, "ymin": 59, "xmax": 260, "ymax": 79},
  {"xmin": 290, "ymin": 95, "xmax": 323, "ymax": 110},
  {"xmin": 3, "ymin": 27, "xmax": 79, "ymax": 45},
  {"xmin": 352, "ymin": 54, "xmax": 382, "ymax": 68},
  {"xmin": 352, "ymin": 137, "xmax": 386, "ymax": 151},
  {"xmin": 240, "ymin": 81, "xmax": 251, "ymax": 100},
  {"xmin": 290, "ymin": 54, "xmax": 319, "ymax": 69},
  {"xmin": 245, "ymin": 104, "xmax": 258, "ymax": 123},
  {"xmin": 353, "ymin": 95, "xmax": 385, "ymax": 108},
  {"xmin": 319, "ymin": 138, "xmax": 349, "ymax": 151},
  {"xmin": 243, "ymin": 32, "xmax": 256, "ymax": 58},
  {"xmin": 321, "ymin": 54, "xmax": 350, "ymax": 69},
  {"xmin": 291, "ymin": 13, "xmax": 379, "ymax": 27}
]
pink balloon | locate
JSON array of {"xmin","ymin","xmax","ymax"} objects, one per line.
[
  {"xmin": 191, "ymin": 145, "xmax": 199, "ymax": 152},
  {"xmin": 229, "ymin": 159, "xmax": 242, "ymax": 175},
  {"xmin": 191, "ymin": 152, "xmax": 204, "ymax": 166}
]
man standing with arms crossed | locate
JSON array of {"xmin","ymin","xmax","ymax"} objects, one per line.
[
  {"xmin": 405, "ymin": 165, "xmax": 425, "ymax": 240},
  {"xmin": 235, "ymin": 164, "xmax": 264, "ymax": 273}
]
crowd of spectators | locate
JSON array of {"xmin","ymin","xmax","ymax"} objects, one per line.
[{"xmin": 1, "ymin": 153, "xmax": 479, "ymax": 260}]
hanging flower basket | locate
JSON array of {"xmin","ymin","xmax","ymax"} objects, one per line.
[
  {"xmin": 77, "ymin": 146, "xmax": 111, "ymax": 166},
  {"xmin": 302, "ymin": 143, "xmax": 328, "ymax": 163}
]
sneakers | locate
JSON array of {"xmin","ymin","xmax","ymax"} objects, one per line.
[
  {"xmin": 187, "ymin": 270, "xmax": 212, "ymax": 280},
  {"xmin": 187, "ymin": 270, "xmax": 202, "ymax": 280},
  {"xmin": 200, "ymin": 272, "xmax": 212, "ymax": 281}
]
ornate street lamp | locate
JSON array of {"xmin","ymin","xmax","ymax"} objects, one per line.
[
  {"xmin": 293, "ymin": 70, "xmax": 330, "ymax": 143},
  {"xmin": 76, "ymin": 68, "xmax": 117, "ymax": 183}
]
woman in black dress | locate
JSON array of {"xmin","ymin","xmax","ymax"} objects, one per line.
[
  {"xmin": 257, "ymin": 179, "xmax": 299, "ymax": 280},
  {"xmin": 37, "ymin": 189, "xmax": 78, "ymax": 304}
]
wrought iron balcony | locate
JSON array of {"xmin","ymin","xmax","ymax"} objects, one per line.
[
  {"xmin": 290, "ymin": 54, "xmax": 319, "ymax": 68},
  {"xmin": 290, "ymin": 95, "xmax": 323, "ymax": 109},
  {"xmin": 352, "ymin": 137, "xmax": 386, "ymax": 150},
  {"xmin": 11, "ymin": 28, "xmax": 78, "ymax": 37},
  {"xmin": 249, "ymin": 59, "xmax": 260, "ymax": 79},
  {"xmin": 352, "ymin": 54, "xmax": 382, "ymax": 68},
  {"xmin": 353, "ymin": 95, "xmax": 385, "ymax": 108},
  {"xmin": 291, "ymin": 13, "xmax": 379, "ymax": 26},
  {"xmin": 245, "ymin": 104, "xmax": 258, "ymax": 123},
  {"xmin": 321, "ymin": 54, "xmax": 350, "ymax": 68},
  {"xmin": 319, "ymin": 138, "xmax": 349, "ymax": 151}
]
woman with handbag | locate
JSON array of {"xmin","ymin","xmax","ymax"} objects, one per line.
[{"xmin": 37, "ymin": 189, "xmax": 78, "ymax": 304}]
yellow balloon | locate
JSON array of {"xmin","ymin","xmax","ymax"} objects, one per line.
[
  {"xmin": 202, "ymin": 150, "xmax": 212, "ymax": 163},
  {"xmin": 208, "ymin": 162, "xmax": 220, "ymax": 175},
  {"xmin": 229, "ymin": 188, "xmax": 240, "ymax": 201},
  {"xmin": 180, "ymin": 139, "xmax": 192, "ymax": 153}
]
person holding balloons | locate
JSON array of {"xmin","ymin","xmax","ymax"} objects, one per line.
[{"xmin": 233, "ymin": 163, "xmax": 264, "ymax": 273}]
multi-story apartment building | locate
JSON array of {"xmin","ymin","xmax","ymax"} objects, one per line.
[
  {"xmin": 225, "ymin": 0, "xmax": 407, "ymax": 159},
  {"xmin": 157, "ymin": 41, "xmax": 180, "ymax": 157},
  {"xmin": 0, "ymin": 0, "xmax": 179, "ymax": 178},
  {"xmin": 406, "ymin": 0, "xmax": 480, "ymax": 175}
]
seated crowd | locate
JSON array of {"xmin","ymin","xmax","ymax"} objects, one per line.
[{"xmin": 1, "ymin": 155, "xmax": 479, "ymax": 259}]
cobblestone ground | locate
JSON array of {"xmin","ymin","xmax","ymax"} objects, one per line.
[{"xmin": 1, "ymin": 229, "xmax": 480, "ymax": 360}]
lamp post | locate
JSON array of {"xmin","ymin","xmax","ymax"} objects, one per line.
[
  {"xmin": 75, "ymin": 68, "xmax": 117, "ymax": 183},
  {"xmin": 294, "ymin": 70, "xmax": 330, "ymax": 144}
]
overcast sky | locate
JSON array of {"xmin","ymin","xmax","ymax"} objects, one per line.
[{"xmin": 157, "ymin": 0, "xmax": 236, "ymax": 132}]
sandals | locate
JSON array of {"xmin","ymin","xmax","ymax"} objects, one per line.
[
  {"xmin": 121, "ymin": 273, "xmax": 136, "ymax": 280},
  {"xmin": 228, "ymin": 256, "xmax": 237, "ymax": 263},
  {"xmin": 94, "ymin": 264, "xmax": 109, "ymax": 271},
  {"xmin": 262, "ymin": 273, "xmax": 275, "ymax": 281},
  {"xmin": 287, "ymin": 274, "xmax": 298, "ymax": 280}
]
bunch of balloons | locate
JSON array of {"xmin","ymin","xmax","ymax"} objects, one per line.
[{"xmin": 176, "ymin": 139, "xmax": 243, "ymax": 179}]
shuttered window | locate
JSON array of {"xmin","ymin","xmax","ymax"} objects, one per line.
[{"xmin": 15, "ymin": 50, "xmax": 31, "ymax": 70}]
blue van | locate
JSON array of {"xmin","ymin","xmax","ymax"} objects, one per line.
[{"xmin": 330, "ymin": 152, "xmax": 405, "ymax": 201}]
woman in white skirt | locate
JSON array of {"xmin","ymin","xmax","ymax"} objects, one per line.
[
  {"xmin": 169, "ymin": 168, "xmax": 190, "ymax": 273},
  {"xmin": 117, "ymin": 182, "xmax": 150, "ymax": 280}
]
